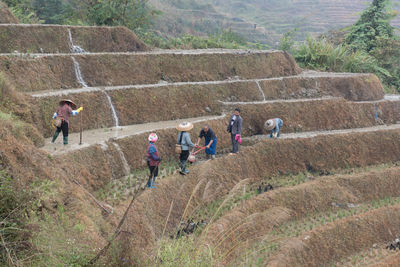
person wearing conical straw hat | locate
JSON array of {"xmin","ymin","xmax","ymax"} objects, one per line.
[
  {"xmin": 265, "ymin": 118, "xmax": 283, "ymax": 138},
  {"xmin": 176, "ymin": 122, "xmax": 196, "ymax": 175},
  {"xmin": 51, "ymin": 99, "xmax": 83, "ymax": 145}
]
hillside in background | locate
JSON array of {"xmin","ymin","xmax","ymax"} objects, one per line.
[
  {"xmin": 0, "ymin": 1, "xmax": 18, "ymax": 23},
  {"xmin": 149, "ymin": 0, "xmax": 400, "ymax": 46}
]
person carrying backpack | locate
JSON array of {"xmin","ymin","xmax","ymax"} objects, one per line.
[{"xmin": 146, "ymin": 133, "xmax": 161, "ymax": 188}]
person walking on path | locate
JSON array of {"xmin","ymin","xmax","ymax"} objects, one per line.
[
  {"xmin": 51, "ymin": 99, "xmax": 83, "ymax": 145},
  {"xmin": 196, "ymin": 124, "xmax": 217, "ymax": 160},
  {"xmin": 227, "ymin": 108, "xmax": 243, "ymax": 154},
  {"xmin": 265, "ymin": 118, "xmax": 284, "ymax": 138},
  {"xmin": 146, "ymin": 133, "xmax": 161, "ymax": 189},
  {"xmin": 177, "ymin": 122, "xmax": 196, "ymax": 175}
]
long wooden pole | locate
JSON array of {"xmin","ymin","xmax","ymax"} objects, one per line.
[{"xmin": 79, "ymin": 111, "xmax": 82, "ymax": 145}]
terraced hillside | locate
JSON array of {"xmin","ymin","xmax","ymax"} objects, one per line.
[
  {"xmin": 0, "ymin": 21, "xmax": 400, "ymax": 266},
  {"xmin": 0, "ymin": 2, "xmax": 18, "ymax": 23},
  {"xmin": 149, "ymin": 0, "xmax": 400, "ymax": 45}
]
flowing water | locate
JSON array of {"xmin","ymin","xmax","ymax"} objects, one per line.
[
  {"xmin": 71, "ymin": 57, "xmax": 88, "ymax": 88},
  {"xmin": 68, "ymin": 28, "xmax": 86, "ymax": 54},
  {"xmin": 255, "ymin": 80, "xmax": 266, "ymax": 101},
  {"xmin": 71, "ymin": 53, "xmax": 120, "ymax": 128},
  {"xmin": 103, "ymin": 91, "xmax": 120, "ymax": 128}
]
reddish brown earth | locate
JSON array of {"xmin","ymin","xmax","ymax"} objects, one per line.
[
  {"xmin": 0, "ymin": 50, "xmax": 301, "ymax": 92},
  {"xmin": 0, "ymin": 25, "xmax": 148, "ymax": 53},
  {"xmin": 112, "ymin": 128, "xmax": 400, "ymax": 264}
]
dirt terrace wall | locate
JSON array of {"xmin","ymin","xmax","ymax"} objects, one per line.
[
  {"xmin": 111, "ymin": 128, "xmax": 400, "ymax": 264},
  {"xmin": 259, "ymin": 73, "xmax": 384, "ymax": 101},
  {"xmin": 0, "ymin": 50, "xmax": 301, "ymax": 92},
  {"xmin": 0, "ymin": 2, "xmax": 18, "ymax": 23},
  {"xmin": 0, "ymin": 25, "xmax": 148, "ymax": 53},
  {"xmin": 203, "ymin": 168, "xmax": 400, "ymax": 263},
  {"xmin": 32, "ymin": 81, "xmax": 262, "ymax": 137},
  {"xmin": 239, "ymin": 99, "xmax": 400, "ymax": 135},
  {"xmin": 33, "ymin": 95, "xmax": 400, "ymax": 139},
  {"xmin": 268, "ymin": 205, "xmax": 400, "ymax": 267}
]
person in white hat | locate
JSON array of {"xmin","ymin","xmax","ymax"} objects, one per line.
[
  {"xmin": 265, "ymin": 118, "xmax": 283, "ymax": 138},
  {"xmin": 146, "ymin": 133, "xmax": 161, "ymax": 188},
  {"xmin": 176, "ymin": 122, "xmax": 196, "ymax": 175}
]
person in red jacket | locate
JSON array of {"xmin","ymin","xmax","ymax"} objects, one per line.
[{"xmin": 146, "ymin": 133, "xmax": 161, "ymax": 189}]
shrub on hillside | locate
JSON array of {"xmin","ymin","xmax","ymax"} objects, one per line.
[{"xmin": 294, "ymin": 36, "xmax": 389, "ymax": 75}]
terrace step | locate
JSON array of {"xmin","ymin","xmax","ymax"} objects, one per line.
[
  {"xmin": 0, "ymin": 24, "xmax": 148, "ymax": 53},
  {"xmin": 28, "ymin": 71, "xmax": 382, "ymax": 100},
  {"xmin": 268, "ymin": 204, "xmax": 400, "ymax": 267},
  {"xmin": 202, "ymin": 166, "xmax": 400, "ymax": 265},
  {"xmin": 32, "ymin": 94, "xmax": 400, "ymax": 138},
  {"xmin": 0, "ymin": 50, "xmax": 300, "ymax": 92},
  {"xmin": 43, "ymin": 114, "xmax": 225, "ymax": 155},
  {"xmin": 113, "ymin": 127, "xmax": 400, "ymax": 262}
]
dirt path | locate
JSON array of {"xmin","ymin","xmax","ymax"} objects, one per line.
[
  {"xmin": 28, "ymin": 71, "xmax": 372, "ymax": 98},
  {"xmin": 245, "ymin": 124, "xmax": 400, "ymax": 143},
  {"xmin": 43, "ymin": 113, "xmax": 400, "ymax": 156},
  {"xmin": 0, "ymin": 48, "xmax": 280, "ymax": 58},
  {"xmin": 42, "ymin": 114, "xmax": 226, "ymax": 155}
]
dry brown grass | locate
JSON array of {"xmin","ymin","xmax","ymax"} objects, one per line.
[
  {"xmin": 110, "ymin": 128, "xmax": 400, "ymax": 264},
  {"xmin": 268, "ymin": 204, "xmax": 400, "ymax": 267},
  {"xmin": 0, "ymin": 25, "xmax": 148, "ymax": 53},
  {"xmin": 202, "ymin": 167, "xmax": 400, "ymax": 264},
  {"xmin": 1, "ymin": 51, "xmax": 300, "ymax": 92}
]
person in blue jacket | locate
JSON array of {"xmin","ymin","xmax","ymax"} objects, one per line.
[
  {"xmin": 265, "ymin": 118, "xmax": 284, "ymax": 138},
  {"xmin": 196, "ymin": 124, "xmax": 217, "ymax": 160},
  {"xmin": 146, "ymin": 133, "xmax": 161, "ymax": 188}
]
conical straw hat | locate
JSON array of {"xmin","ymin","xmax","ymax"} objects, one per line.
[
  {"xmin": 265, "ymin": 119, "xmax": 276, "ymax": 131},
  {"xmin": 59, "ymin": 99, "xmax": 77, "ymax": 109},
  {"xmin": 177, "ymin": 122, "xmax": 194, "ymax": 132}
]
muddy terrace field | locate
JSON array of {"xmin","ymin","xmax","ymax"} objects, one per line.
[{"xmin": 0, "ymin": 18, "xmax": 399, "ymax": 266}]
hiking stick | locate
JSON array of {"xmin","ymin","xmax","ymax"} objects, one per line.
[{"xmin": 79, "ymin": 112, "xmax": 82, "ymax": 145}]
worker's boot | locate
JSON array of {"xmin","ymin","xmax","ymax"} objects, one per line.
[
  {"xmin": 147, "ymin": 176, "xmax": 155, "ymax": 188},
  {"xmin": 180, "ymin": 160, "xmax": 189, "ymax": 175},
  {"xmin": 63, "ymin": 136, "xmax": 68, "ymax": 145},
  {"xmin": 152, "ymin": 176, "xmax": 158, "ymax": 186},
  {"xmin": 51, "ymin": 131, "xmax": 60, "ymax": 143}
]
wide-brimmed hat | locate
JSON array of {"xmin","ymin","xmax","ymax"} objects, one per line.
[
  {"xmin": 177, "ymin": 122, "xmax": 194, "ymax": 132},
  {"xmin": 59, "ymin": 99, "xmax": 77, "ymax": 109},
  {"xmin": 265, "ymin": 119, "xmax": 276, "ymax": 131}
]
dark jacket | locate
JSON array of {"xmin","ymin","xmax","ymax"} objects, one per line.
[
  {"xmin": 147, "ymin": 142, "xmax": 161, "ymax": 167},
  {"xmin": 227, "ymin": 115, "xmax": 243, "ymax": 135}
]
